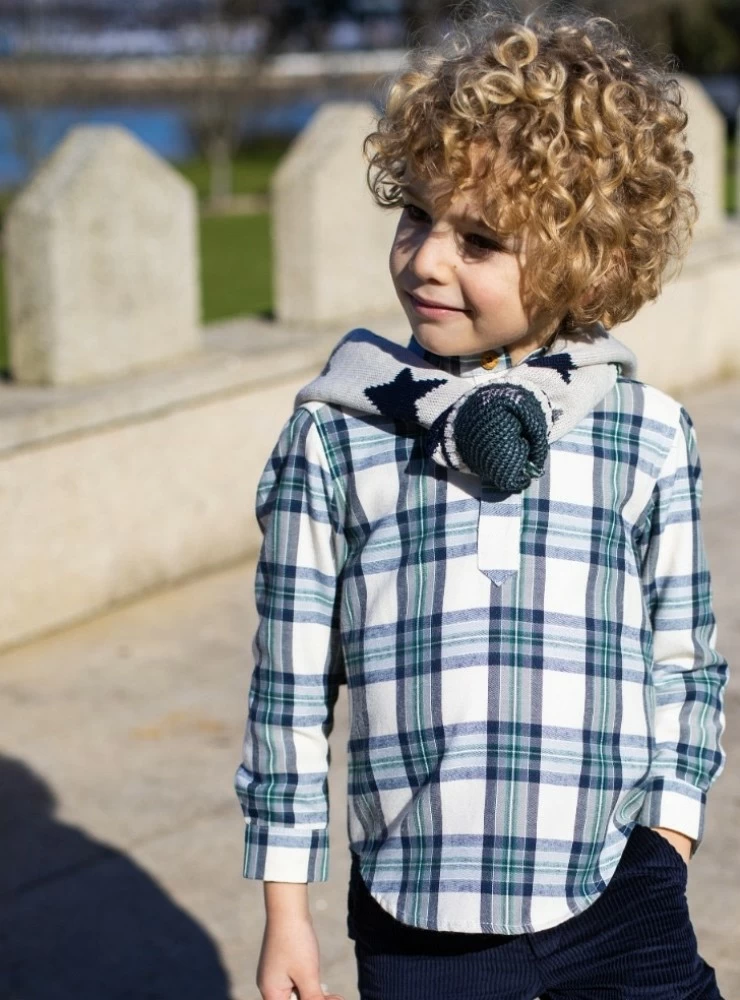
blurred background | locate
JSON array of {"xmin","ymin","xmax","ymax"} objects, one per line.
[
  {"xmin": 0, "ymin": 0, "xmax": 739, "ymax": 371},
  {"xmin": 1, "ymin": 4, "xmax": 739, "ymax": 999}
]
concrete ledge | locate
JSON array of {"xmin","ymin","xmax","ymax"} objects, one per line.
[
  {"xmin": 0, "ymin": 310, "xmax": 409, "ymax": 457},
  {"xmin": 0, "ymin": 310, "xmax": 410, "ymax": 653}
]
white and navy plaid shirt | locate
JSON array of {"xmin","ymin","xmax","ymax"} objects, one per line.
[{"xmin": 236, "ymin": 337, "xmax": 728, "ymax": 935}]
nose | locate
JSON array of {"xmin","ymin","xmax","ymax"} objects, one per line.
[{"xmin": 408, "ymin": 225, "xmax": 457, "ymax": 282}]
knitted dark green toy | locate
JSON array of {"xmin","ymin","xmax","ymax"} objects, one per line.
[{"xmin": 430, "ymin": 383, "xmax": 550, "ymax": 492}]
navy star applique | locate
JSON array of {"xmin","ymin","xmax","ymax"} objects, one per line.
[
  {"xmin": 524, "ymin": 352, "xmax": 578, "ymax": 383},
  {"xmin": 364, "ymin": 367, "xmax": 447, "ymax": 421}
]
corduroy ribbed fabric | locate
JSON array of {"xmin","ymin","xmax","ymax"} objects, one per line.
[{"xmin": 347, "ymin": 825, "xmax": 723, "ymax": 1000}]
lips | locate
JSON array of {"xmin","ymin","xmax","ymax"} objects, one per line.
[{"xmin": 408, "ymin": 292, "xmax": 464, "ymax": 311}]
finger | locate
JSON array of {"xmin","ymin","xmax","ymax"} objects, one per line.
[{"xmin": 289, "ymin": 988, "xmax": 345, "ymax": 1000}]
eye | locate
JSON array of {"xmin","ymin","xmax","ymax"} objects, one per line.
[
  {"xmin": 401, "ymin": 202, "xmax": 430, "ymax": 223},
  {"xmin": 401, "ymin": 201, "xmax": 507, "ymax": 255},
  {"xmin": 463, "ymin": 233, "xmax": 503, "ymax": 254}
]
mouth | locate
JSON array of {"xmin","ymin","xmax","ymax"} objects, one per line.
[{"xmin": 406, "ymin": 292, "xmax": 467, "ymax": 315}]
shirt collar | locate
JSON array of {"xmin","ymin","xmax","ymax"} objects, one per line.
[{"xmin": 406, "ymin": 335, "xmax": 551, "ymax": 378}]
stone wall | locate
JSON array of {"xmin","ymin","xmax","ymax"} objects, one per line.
[{"xmin": 1, "ymin": 77, "xmax": 738, "ymax": 650}]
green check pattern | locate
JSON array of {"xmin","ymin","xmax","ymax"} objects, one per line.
[{"xmin": 235, "ymin": 344, "xmax": 728, "ymax": 935}]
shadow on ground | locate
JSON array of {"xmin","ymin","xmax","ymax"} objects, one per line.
[{"xmin": 0, "ymin": 755, "xmax": 232, "ymax": 1000}]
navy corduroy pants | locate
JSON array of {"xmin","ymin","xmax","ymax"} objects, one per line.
[{"xmin": 347, "ymin": 825, "xmax": 723, "ymax": 1000}]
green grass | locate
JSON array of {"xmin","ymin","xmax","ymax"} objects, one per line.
[
  {"xmin": 726, "ymin": 135, "xmax": 736, "ymax": 215},
  {"xmin": 0, "ymin": 186, "xmax": 16, "ymax": 371},
  {"xmin": 199, "ymin": 212, "xmax": 273, "ymax": 323},
  {"xmin": 0, "ymin": 260, "xmax": 5, "ymax": 374},
  {"xmin": 175, "ymin": 138, "xmax": 291, "ymax": 200}
]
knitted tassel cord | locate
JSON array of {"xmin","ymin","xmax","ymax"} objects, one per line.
[{"xmin": 452, "ymin": 383, "xmax": 550, "ymax": 492}]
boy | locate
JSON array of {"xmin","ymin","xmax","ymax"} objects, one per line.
[{"xmin": 236, "ymin": 7, "xmax": 729, "ymax": 999}]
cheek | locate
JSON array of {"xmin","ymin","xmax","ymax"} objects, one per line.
[
  {"xmin": 388, "ymin": 232, "xmax": 408, "ymax": 281},
  {"xmin": 471, "ymin": 263, "xmax": 526, "ymax": 316},
  {"xmin": 389, "ymin": 212, "xmax": 418, "ymax": 262}
]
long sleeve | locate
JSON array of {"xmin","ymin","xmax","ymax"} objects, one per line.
[
  {"xmin": 636, "ymin": 405, "xmax": 728, "ymax": 856},
  {"xmin": 235, "ymin": 404, "xmax": 346, "ymax": 882}
]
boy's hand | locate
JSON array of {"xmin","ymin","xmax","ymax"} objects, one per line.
[
  {"xmin": 256, "ymin": 912, "xmax": 345, "ymax": 1000},
  {"xmin": 650, "ymin": 826, "xmax": 693, "ymax": 864}
]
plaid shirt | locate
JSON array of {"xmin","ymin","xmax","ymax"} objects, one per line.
[{"xmin": 235, "ymin": 339, "xmax": 728, "ymax": 935}]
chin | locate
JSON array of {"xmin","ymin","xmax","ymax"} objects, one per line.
[{"xmin": 412, "ymin": 331, "xmax": 473, "ymax": 357}]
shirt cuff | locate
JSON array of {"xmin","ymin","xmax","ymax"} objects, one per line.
[
  {"xmin": 243, "ymin": 820, "xmax": 329, "ymax": 882},
  {"xmin": 636, "ymin": 777, "xmax": 706, "ymax": 857}
]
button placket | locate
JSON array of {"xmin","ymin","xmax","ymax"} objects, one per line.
[
  {"xmin": 477, "ymin": 486, "xmax": 522, "ymax": 586},
  {"xmin": 480, "ymin": 350, "xmax": 500, "ymax": 370}
]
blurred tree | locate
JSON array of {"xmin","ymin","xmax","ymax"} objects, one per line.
[
  {"xmin": 397, "ymin": 0, "xmax": 740, "ymax": 75},
  {"xmin": 186, "ymin": 0, "xmax": 276, "ymax": 202},
  {"xmin": 401, "ymin": 0, "xmax": 457, "ymax": 43},
  {"xmin": 221, "ymin": 0, "xmax": 348, "ymax": 50},
  {"xmin": 187, "ymin": 0, "xmax": 235, "ymax": 202},
  {"xmin": 188, "ymin": 0, "xmax": 352, "ymax": 202},
  {"xmin": 668, "ymin": 0, "xmax": 740, "ymax": 73},
  {"xmin": 7, "ymin": 0, "xmax": 62, "ymax": 179},
  {"xmin": 549, "ymin": 0, "xmax": 740, "ymax": 75}
]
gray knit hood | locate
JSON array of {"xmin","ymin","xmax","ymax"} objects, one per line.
[
  {"xmin": 296, "ymin": 323, "xmax": 637, "ymax": 490},
  {"xmin": 294, "ymin": 323, "xmax": 637, "ymax": 585}
]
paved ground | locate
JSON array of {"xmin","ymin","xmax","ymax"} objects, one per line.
[{"xmin": 1, "ymin": 375, "xmax": 739, "ymax": 1000}]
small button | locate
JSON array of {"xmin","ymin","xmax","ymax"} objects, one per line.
[{"xmin": 480, "ymin": 350, "xmax": 499, "ymax": 370}]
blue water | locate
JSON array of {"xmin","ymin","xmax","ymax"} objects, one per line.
[{"xmin": 0, "ymin": 98, "xmax": 324, "ymax": 189}]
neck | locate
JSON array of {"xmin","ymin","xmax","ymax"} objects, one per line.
[
  {"xmin": 408, "ymin": 335, "xmax": 555, "ymax": 379},
  {"xmin": 407, "ymin": 317, "xmax": 567, "ymax": 379}
]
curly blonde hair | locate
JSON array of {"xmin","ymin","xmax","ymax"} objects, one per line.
[{"xmin": 363, "ymin": 3, "xmax": 698, "ymax": 331}]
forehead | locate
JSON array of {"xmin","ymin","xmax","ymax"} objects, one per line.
[{"xmin": 402, "ymin": 141, "xmax": 499, "ymax": 217}]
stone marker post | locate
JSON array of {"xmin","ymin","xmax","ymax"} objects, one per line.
[
  {"xmin": 4, "ymin": 125, "xmax": 201, "ymax": 386},
  {"xmin": 271, "ymin": 101, "xmax": 402, "ymax": 328},
  {"xmin": 677, "ymin": 74, "xmax": 726, "ymax": 238}
]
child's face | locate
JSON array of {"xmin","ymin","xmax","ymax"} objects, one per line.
[{"xmin": 389, "ymin": 166, "xmax": 564, "ymax": 364}]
